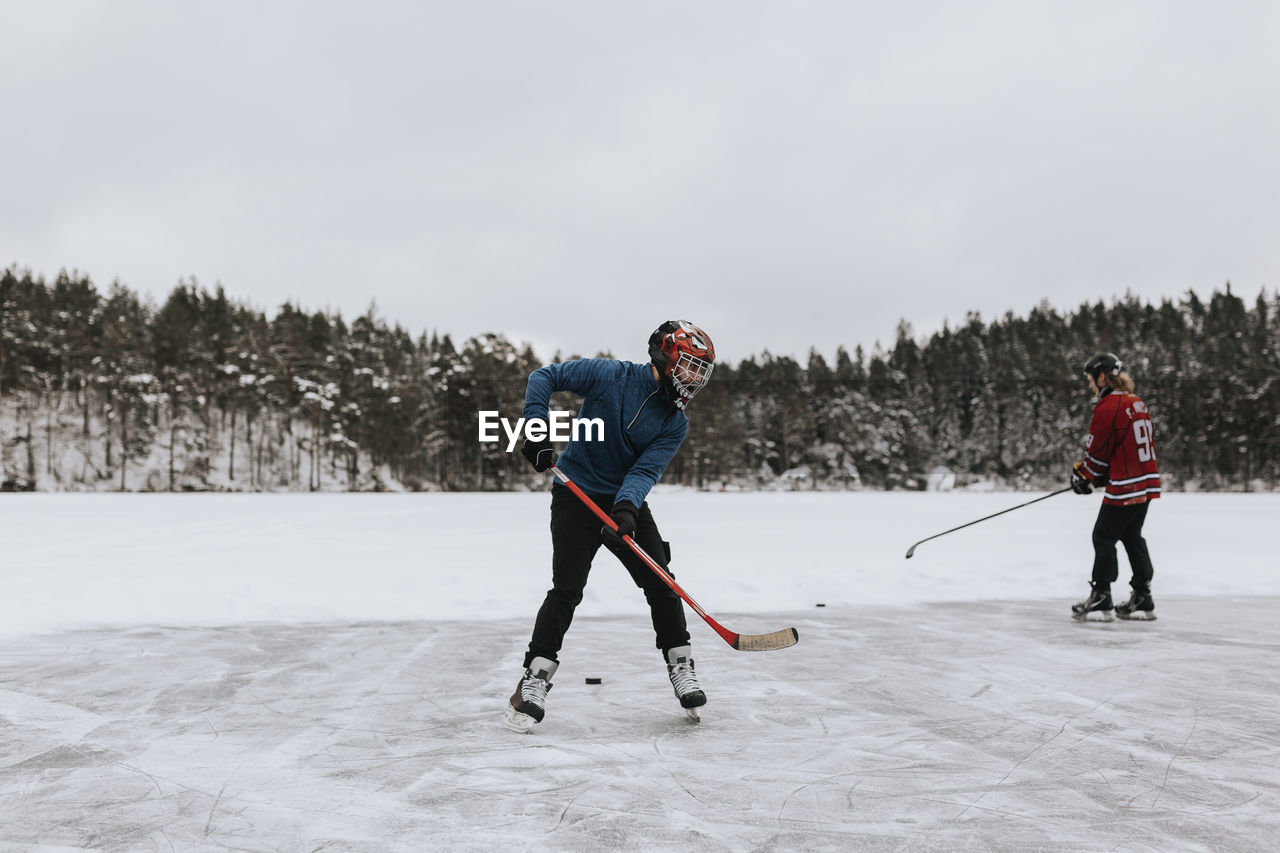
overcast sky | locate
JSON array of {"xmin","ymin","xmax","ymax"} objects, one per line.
[{"xmin": 4, "ymin": 1, "xmax": 1278, "ymax": 365}]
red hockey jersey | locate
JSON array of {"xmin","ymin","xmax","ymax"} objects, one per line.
[{"xmin": 1079, "ymin": 389, "xmax": 1161, "ymax": 506}]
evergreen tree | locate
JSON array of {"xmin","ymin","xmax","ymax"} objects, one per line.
[{"xmin": 3, "ymin": 265, "xmax": 1277, "ymax": 492}]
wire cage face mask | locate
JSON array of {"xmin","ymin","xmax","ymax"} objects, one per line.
[
  {"xmin": 670, "ymin": 351, "xmax": 714, "ymax": 409},
  {"xmin": 648, "ymin": 319, "xmax": 716, "ymax": 410}
]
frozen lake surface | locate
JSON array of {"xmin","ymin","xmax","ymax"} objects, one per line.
[{"xmin": 2, "ymin": 491, "xmax": 1278, "ymax": 850}]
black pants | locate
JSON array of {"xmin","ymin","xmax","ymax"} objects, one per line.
[
  {"xmin": 524, "ymin": 484, "xmax": 690, "ymax": 667},
  {"xmin": 1091, "ymin": 501, "xmax": 1155, "ymax": 591}
]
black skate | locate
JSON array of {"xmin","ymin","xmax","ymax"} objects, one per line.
[
  {"xmin": 1115, "ymin": 589, "xmax": 1157, "ymax": 621},
  {"xmin": 1071, "ymin": 586, "xmax": 1114, "ymax": 622},
  {"xmin": 666, "ymin": 645, "xmax": 706, "ymax": 721},
  {"xmin": 503, "ymin": 656, "xmax": 557, "ymax": 733}
]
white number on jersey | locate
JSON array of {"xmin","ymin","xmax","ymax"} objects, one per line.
[{"xmin": 1133, "ymin": 419, "xmax": 1155, "ymax": 462}]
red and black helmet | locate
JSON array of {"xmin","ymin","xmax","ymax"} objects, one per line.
[{"xmin": 648, "ymin": 320, "xmax": 716, "ymax": 410}]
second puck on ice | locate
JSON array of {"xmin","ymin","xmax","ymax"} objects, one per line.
[{"xmin": 585, "ymin": 677, "xmax": 602, "ymax": 685}]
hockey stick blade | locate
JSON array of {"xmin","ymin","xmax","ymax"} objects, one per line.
[{"xmin": 733, "ymin": 627, "xmax": 799, "ymax": 652}]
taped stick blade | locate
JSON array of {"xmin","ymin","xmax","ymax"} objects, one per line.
[{"xmin": 732, "ymin": 627, "xmax": 799, "ymax": 651}]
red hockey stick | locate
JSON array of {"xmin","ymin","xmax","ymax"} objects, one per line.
[{"xmin": 551, "ymin": 466, "xmax": 798, "ymax": 652}]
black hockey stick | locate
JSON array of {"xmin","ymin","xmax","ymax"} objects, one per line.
[
  {"xmin": 552, "ymin": 466, "xmax": 798, "ymax": 651},
  {"xmin": 905, "ymin": 486, "xmax": 1073, "ymax": 558}
]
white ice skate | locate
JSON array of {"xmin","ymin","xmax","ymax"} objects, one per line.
[
  {"xmin": 666, "ymin": 645, "xmax": 706, "ymax": 721},
  {"xmin": 502, "ymin": 657, "xmax": 557, "ymax": 733}
]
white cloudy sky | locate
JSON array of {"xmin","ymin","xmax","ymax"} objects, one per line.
[{"xmin": 3, "ymin": 1, "xmax": 1278, "ymax": 364}]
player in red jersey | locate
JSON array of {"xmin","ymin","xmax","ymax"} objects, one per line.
[{"xmin": 1069, "ymin": 353, "xmax": 1161, "ymax": 622}]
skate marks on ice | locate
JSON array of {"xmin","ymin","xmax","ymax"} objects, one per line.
[
  {"xmin": 0, "ymin": 621, "xmax": 503, "ymax": 851},
  {"xmin": 0, "ymin": 599, "xmax": 1277, "ymax": 851}
]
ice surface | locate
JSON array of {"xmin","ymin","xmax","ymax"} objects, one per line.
[
  {"xmin": 2, "ymin": 491, "xmax": 1278, "ymax": 850},
  {"xmin": 4, "ymin": 490, "xmax": 1278, "ymax": 635}
]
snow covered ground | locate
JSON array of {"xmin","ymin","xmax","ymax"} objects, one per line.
[{"xmin": 2, "ymin": 490, "xmax": 1279, "ymax": 850}]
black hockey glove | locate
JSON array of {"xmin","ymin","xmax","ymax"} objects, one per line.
[
  {"xmin": 520, "ymin": 420, "xmax": 555, "ymax": 472},
  {"xmin": 601, "ymin": 501, "xmax": 638, "ymax": 548},
  {"xmin": 1070, "ymin": 462, "xmax": 1094, "ymax": 495}
]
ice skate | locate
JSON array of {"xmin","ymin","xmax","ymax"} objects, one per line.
[
  {"xmin": 1071, "ymin": 585, "xmax": 1114, "ymax": 622},
  {"xmin": 502, "ymin": 657, "xmax": 557, "ymax": 733},
  {"xmin": 666, "ymin": 645, "xmax": 706, "ymax": 720},
  {"xmin": 1115, "ymin": 589, "xmax": 1157, "ymax": 621}
]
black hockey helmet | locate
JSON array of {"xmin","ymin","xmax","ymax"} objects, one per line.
[{"xmin": 1083, "ymin": 352, "xmax": 1122, "ymax": 379}]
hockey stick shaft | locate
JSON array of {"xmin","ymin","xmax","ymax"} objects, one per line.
[
  {"xmin": 904, "ymin": 486, "xmax": 1074, "ymax": 558},
  {"xmin": 551, "ymin": 466, "xmax": 797, "ymax": 651}
]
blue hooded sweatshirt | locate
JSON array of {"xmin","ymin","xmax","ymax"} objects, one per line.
[{"xmin": 522, "ymin": 358, "xmax": 688, "ymax": 507}]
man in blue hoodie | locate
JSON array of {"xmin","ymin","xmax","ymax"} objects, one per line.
[{"xmin": 503, "ymin": 320, "xmax": 716, "ymax": 733}]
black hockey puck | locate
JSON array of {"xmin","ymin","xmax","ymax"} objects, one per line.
[
  {"xmin": 815, "ymin": 603, "xmax": 826, "ymax": 607},
  {"xmin": 585, "ymin": 677, "xmax": 602, "ymax": 685}
]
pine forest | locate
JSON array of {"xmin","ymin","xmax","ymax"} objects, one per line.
[{"xmin": 2, "ymin": 266, "xmax": 1277, "ymax": 493}]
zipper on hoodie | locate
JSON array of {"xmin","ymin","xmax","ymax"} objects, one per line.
[{"xmin": 627, "ymin": 390, "xmax": 660, "ymax": 430}]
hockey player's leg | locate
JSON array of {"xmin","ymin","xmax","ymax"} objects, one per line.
[
  {"xmin": 618, "ymin": 513, "xmax": 706, "ymax": 718},
  {"xmin": 510, "ymin": 587, "xmax": 580, "ymax": 731},
  {"xmin": 1076, "ymin": 507, "xmax": 1122, "ymax": 621},
  {"xmin": 1116, "ymin": 503, "xmax": 1156, "ymax": 619},
  {"xmin": 505, "ymin": 486, "xmax": 597, "ymax": 732}
]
